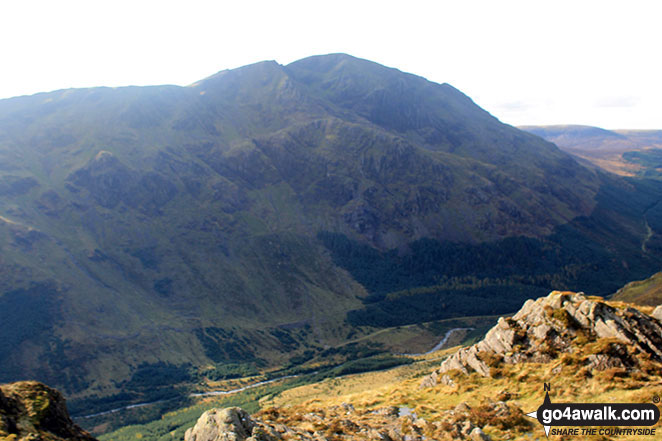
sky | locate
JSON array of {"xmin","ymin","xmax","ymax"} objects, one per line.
[{"xmin": 1, "ymin": 0, "xmax": 661, "ymax": 129}]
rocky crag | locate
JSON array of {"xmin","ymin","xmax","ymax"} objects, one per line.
[
  {"xmin": 422, "ymin": 291, "xmax": 662, "ymax": 386},
  {"xmin": 0, "ymin": 381, "xmax": 96, "ymax": 441}
]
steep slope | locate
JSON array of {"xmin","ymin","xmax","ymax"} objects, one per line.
[
  {"xmin": 0, "ymin": 62, "xmax": 369, "ymax": 397},
  {"xmin": 2, "ymin": 54, "xmax": 662, "ymax": 410},
  {"xmin": 281, "ymin": 55, "xmax": 600, "ymax": 243}
]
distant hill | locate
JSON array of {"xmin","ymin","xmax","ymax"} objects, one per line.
[
  {"xmin": 3, "ymin": 54, "xmax": 662, "ymax": 412},
  {"xmin": 521, "ymin": 124, "xmax": 662, "ymax": 177},
  {"xmin": 520, "ymin": 125, "xmax": 631, "ymax": 150}
]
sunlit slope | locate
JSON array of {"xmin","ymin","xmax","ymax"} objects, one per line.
[
  {"xmin": 101, "ymin": 291, "xmax": 662, "ymax": 441},
  {"xmin": 612, "ymin": 271, "xmax": 662, "ymax": 306}
]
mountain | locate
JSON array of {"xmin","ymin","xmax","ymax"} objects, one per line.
[
  {"xmin": 521, "ymin": 124, "xmax": 662, "ymax": 177},
  {"xmin": 0, "ymin": 381, "xmax": 96, "ymax": 441},
  {"xmin": 3, "ymin": 54, "xmax": 662, "ymax": 411}
]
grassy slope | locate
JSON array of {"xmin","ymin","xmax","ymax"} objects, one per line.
[
  {"xmin": 611, "ymin": 271, "xmax": 662, "ymax": 306},
  {"xmin": 263, "ymin": 351, "xmax": 662, "ymax": 440}
]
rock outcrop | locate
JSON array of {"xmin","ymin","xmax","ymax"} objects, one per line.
[
  {"xmin": 0, "ymin": 381, "xmax": 96, "ymax": 441},
  {"xmin": 184, "ymin": 403, "xmax": 514, "ymax": 441},
  {"xmin": 185, "ymin": 407, "xmax": 282, "ymax": 441},
  {"xmin": 423, "ymin": 291, "xmax": 662, "ymax": 384},
  {"xmin": 653, "ymin": 305, "xmax": 662, "ymax": 321}
]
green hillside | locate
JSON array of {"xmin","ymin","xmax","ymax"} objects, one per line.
[{"xmin": 2, "ymin": 54, "xmax": 662, "ymax": 417}]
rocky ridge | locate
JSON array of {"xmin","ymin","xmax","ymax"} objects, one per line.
[
  {"xmin": 0, "ymin": 381, "xmax": 96, "ymax": 441},
  {"xmin": 422, "ymin": 291, "xmax": 662, "ymax": 385}
]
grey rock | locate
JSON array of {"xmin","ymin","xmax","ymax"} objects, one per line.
[
  {"xmin": 439, "ymin": 374, "xmax": 455, "ymax": 386},
  {"xmin": 653, "ymin": 305, "xmax": 662, "ymax": 322},
  {"xmin": 460, "ymin": 420, "xmax": 475, "ymax": 436},
  {"xmin": 418, "ymin": 371, "xmax": 438, "ymax": 388},
  {"xmin": 184, "ymin": 407, "xmax": 276, "ymax": 441},
  {"xmin": 422, "ymin": 291, "xmax": 662, "ymax": 384},
  {"xmin": 586, "ymin": 354, "xmax": 625, "ymax": 371},
  {"xmin": 0, "ymin": 381, "xmax": 97, "ymax": 441},
  {"xmin": 470, "ymin": 427, "xmax": 491, "ymax": 441}
]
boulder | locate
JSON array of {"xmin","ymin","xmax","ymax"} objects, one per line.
[
  {"xmin": 184, "ymin": 407, "xmax": 270, "ymax": 441},
  {"xmin": 652, "ymin": 305, "xmax": 662, "ymax": 322}
]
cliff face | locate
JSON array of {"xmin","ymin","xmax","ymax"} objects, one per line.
[
  {"xmin": 422, "ymin": 291, "xmax": 662, "ymax": 385},
  {"xmin": 0, "ymin": 381, "xmax": 95, "ymax": 441}
]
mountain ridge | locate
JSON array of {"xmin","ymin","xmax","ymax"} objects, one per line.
[{"xmin": 2, "ymin": 54, "xmax": 662, "ymax": 411}]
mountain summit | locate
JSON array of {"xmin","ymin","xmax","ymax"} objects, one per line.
[{"xmin": 1, "ymin": 54, "xmax": 662, "ymax": 406}]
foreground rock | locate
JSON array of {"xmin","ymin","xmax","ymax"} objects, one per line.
[
  {"xmin": 0, "ymin": 381, "xmax": 96, "ymax": 441},
  {"xmin": 185, "ymin": 407, "xmax": 282, "ymax": 441},
  {"xmin": 184, "ymin": 403, "xmax": 519, "ymax": 441},
  {"xmin": 423, "ymin": 291, "xmax": 662, "ymax": 384}
]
